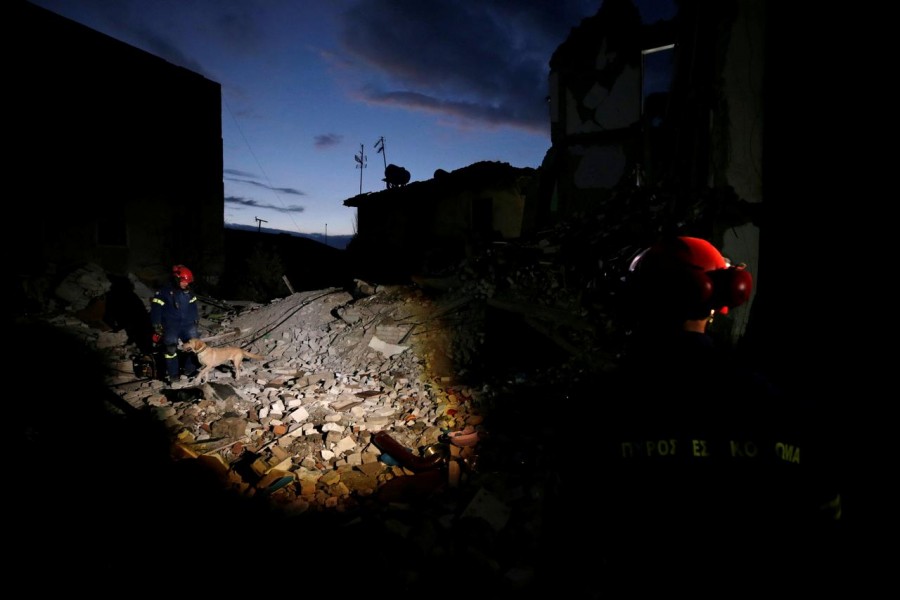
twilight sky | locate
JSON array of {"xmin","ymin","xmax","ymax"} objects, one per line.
[{"xmin": 30, "ymin": 0, "xmax": 675, "ymax": 237}]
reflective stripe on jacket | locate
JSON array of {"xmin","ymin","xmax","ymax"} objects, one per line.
[{"xmin": 149, "ymin": 283, "xmax": 199, "ymax": 330}]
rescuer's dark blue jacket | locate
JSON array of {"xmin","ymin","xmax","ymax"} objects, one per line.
[
  {"xmin": 544, "ymin": 330, "xmax": 843, "ymax": 594},
  {"xmin": 149, "ymin": 282, "xmax": 199, "ymax": 342}
]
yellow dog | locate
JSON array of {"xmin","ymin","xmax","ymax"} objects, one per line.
[{"xmin": 182, "ymin": 338, "xmax": 265, "ymax": 383}]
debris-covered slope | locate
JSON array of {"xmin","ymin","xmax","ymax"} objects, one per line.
[{"xmin": 36, "ymin": 276, "xmax": 564, "ymax": 592}]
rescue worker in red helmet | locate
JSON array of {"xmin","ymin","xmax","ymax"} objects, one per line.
[
  {"xmin": 150, "ymin": 264, "xmax": 200, "ymax": 384},
  {"xmin": 623, "ymin": 235, "xmax": 753, "ymax": 337},
  {"xmin": 546, "ymin": 236, "xmax": 842, "ymax": 595}
]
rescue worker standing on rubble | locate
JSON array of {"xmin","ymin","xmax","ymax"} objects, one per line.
[
  {"xmin": 546, "ymin": 236, "xmax": 843, "ymax": 596},
  {"xmin": 150, "ymin": 264, "xmax": 200, "ymax": 385}
]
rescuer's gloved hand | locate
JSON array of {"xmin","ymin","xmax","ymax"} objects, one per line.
[{"xmin": 152, "ymin": 332, "xmax": 162, "ymax": 344}]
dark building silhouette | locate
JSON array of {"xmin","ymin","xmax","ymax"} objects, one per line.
[{"xmin": 13, "ymin": 1, "xmax": 225, "ymax": 304}]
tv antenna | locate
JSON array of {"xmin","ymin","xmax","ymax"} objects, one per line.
[
  {"xmin": 354, "ymin": 144, "xmax": 367, "ymax": 194},
  {"xmin": 374, "ymin": 136, "xmax": 388, "ymax": 188}
]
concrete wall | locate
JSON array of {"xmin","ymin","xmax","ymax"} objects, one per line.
[
  {"xmin": 717, "ymin": 0, "xmax": 766, "ymax": 338},
  {"xmin": 543, "ymin": 0, "xmax": 766, "ymax": 344},
  {"xmin": 346, "ymin": 163, "xmax": 535, "ymax": 280},
  {"xmin": 13, "ymin": 2, "xmax": 224, "ymax": 297}
]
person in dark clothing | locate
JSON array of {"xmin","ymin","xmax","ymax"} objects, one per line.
[
  {"xmin": 149, "ymin": 264, "xmax": 201, "ymax": 384},
  {"xmin": 548, "ymin": 237, "xmax": 842, "ymax": 596}
]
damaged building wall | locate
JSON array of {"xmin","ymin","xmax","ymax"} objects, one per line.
[
  {"xmin": 542, "ymin": 0, "xmax": 765, "ymax": 343},
  {"xmin": 485, "ymin": 186, "xmax": 527, "ymax": 239},
  {"xmin": 12, "ymin": 3, "xmax": 225, "ymax": 302},
  {"xmin": 715, "ymin": 0, "xmax": 765, "ymax": 338},
  {"xmin": 429, "ymin": 184, "xmax": 527, "ymax": 242},
  {"xmin": 345, "ymin": 162, "xmax": 536, "ymax": 281},
  {"xmin": 544, "ymin": 0, "xmax": 644, "ymax": 218}
]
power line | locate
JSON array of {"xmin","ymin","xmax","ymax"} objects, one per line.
[{"xmin": 222, "ymin": 95, "xmax": 304, "ymax": 234}]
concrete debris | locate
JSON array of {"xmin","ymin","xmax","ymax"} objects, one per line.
[
  {"xmin": 25, "ymin": 243, "xmax": 621, "ymax": 595},
  {"xmin": 367, "ymin": 335, "xmax": 408, "ymax": 357}
]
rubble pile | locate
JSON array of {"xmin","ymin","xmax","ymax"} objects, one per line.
[
  {"xmin": 20, "ymin": 186, "xmax": 755, "ymax": 591},
  {"xmin": 37, "ymin": 284, "xmax": 483, "ymax": 511},
  {"xmin": 36, "ymin": 273, "xmax": 559, "ymax": 590},
  {"xmin": 32, "ymin": 260, "xmax": 607, "ymax": 594}
]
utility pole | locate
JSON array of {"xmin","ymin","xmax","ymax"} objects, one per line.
[
  {"xmin": 325, "ymin": 223, "xmax": 328, "ymax": 248},
  {"xmin": 354, "ymin": 144, "xmax": 366, "ymax": 195},
  {"xmin": 374, "ymin": 136, "xmax": 387, "ymax": 189},
  {"xmin": 255, "ymin": 216, "xmax": 267, "ymax": 233}
]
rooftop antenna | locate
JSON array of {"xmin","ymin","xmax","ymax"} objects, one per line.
[
  {"xmin": 255, "ymin": 216, "xmax": 267, "ymax": 233},
  {"xmin": 374, "ymin": 136, "xmax": 388, "ymax": 189},
  {"xmin": 354, "ymin": 143, "xmax": 366, "ymax": 195}
]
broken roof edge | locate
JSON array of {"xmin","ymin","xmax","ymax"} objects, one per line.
[{"xmin": 343, "ymin": 161, "xmax": 537, "ymax": 207}]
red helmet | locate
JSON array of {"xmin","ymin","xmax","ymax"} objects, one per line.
[
  {"xmin": 172, "ymin": 264, "xmax": 194, "ymax": 284},
  {"xmin": 628, "ymin": 236, "xmax": 752, "ymax": 318}
]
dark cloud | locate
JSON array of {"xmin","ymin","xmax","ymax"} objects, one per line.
[
  {"xmin": 36, "ymin": 0, "xmax": 267, "ymax": 80},
  {"xmin": 224, "ymin": 176, "xmax": 305, "ymax": 196},
  {"xmin": 224, "ymin": 168, "xmax": 258, "ymax": 178},
  {"xmin": 207, "ymin": 2, "xmax": 266, "ymax": 53},
  {"xmin": 314, "ymin": 133, "xmax": 343, "ymax": 149},
  {"xmin": 338, "ymin": 0, "xmax": 599, "ymax": 133},
  {"xmin": 225, "ymin": 196, "xmax": 305, "ymax": 214},
  {"xmin": 363, "ymin": 88, "xmax": 538, "ymax": 131}
]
